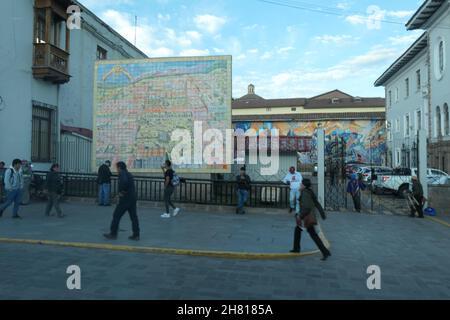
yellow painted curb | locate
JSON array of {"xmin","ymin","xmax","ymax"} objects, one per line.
[
  {"xmin": 0, "ymin": 237, "xmax": 327, "ymax": 260},
  {"xmin": 425, "ymin": 216, "xmax": 450, "ymax": 228}
]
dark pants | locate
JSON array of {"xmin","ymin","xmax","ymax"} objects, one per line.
[
  {"xmin": 110, "ymin": 198, "xmax": 140, "ymax": 236},
  {"xmin": 410, "ymin": 196, "xmax": 424, "ymax": 217},
  {"xmin": 293, "ymin": 226, "xmax": 330, "ymax": 257},
  {"xmin": 164, "ymin": 186, "xmax": 176, "ymax": 213},
  {"xmin": 352, "ymin": 193, "xmax": 361, "ymax": 212},
  {"xmin": 45, "ymin": 192, "xmax": 62, "ymax": 216}
]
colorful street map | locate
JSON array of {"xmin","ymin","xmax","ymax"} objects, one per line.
[{"xmin": 93, "ymin": 56, "xmax": 232, "ymax": 173}]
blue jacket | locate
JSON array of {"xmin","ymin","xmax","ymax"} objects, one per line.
[{"xmin": 347, "ymin": 176, "xmax": 366, "ymax": 196}]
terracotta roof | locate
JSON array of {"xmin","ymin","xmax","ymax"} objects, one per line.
[
  {"xmin": 304, "ymin": 97, "xmax": 385, "ymax": 109},
  {"xmin": 232, "ymin": 112, "xmax": 386, "ymax": 122},
  {"xmin": 308, "ymin": 89, "xmax": 353, "ymax": 100},
  {"xmin": 233, "ymin": 98, "xmax": 307, "ymax": 109}
]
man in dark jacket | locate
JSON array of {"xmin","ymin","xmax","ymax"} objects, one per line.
[
  {"xmin": 347, "ymin": 173, "xmax": 366, "ymax": 212},
  {"xmin": 290, "ymin": 179, "xmax": 331, "ymax": 261},
  {"xmin": 236, "ymin": 167, "xmax": 251, "ymax": 214},
  {"xmin": 97, "ymin": 160, "xmax": 112, "ymax": 206},
  {"xmin": 45, "ymin": 164, "xmax": 64, "ymax": 217},
  {"xmin": 104, "ymin": 162, "xmax": 140, "ymax": 241},
  {"xmin": 410, "ymin": 176, "xmax": 424, "ymax": 218}
]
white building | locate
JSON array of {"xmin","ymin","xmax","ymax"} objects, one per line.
[
  {"xmin": 375, "ymin": 0, "xmax": 450, "ymax": 173},
  {"xmin": 0, "ymin": 0, "xmax": 147, "ymax": 172}
]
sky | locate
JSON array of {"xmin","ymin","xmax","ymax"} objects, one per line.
[{"xmin": 79, "ymin": 0, "xmax": 426, "ymax": 99}]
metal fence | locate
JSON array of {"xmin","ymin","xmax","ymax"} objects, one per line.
[{"xmin": 33, "ymin": 171, "xmax": 293, "ymax": 209}]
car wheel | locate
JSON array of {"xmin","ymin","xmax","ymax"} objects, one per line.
[{"xmin": 398, "ymin": 185, "xmax": 409, "ymax": 199}]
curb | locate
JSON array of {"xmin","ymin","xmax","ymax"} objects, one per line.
[
  {"xmin": 0, "ymin": 238, "xmax": 325, "ymax": 260},
  {"xmin": 425, "ymin": 216, "xmax": 450, "ymax": 228}
]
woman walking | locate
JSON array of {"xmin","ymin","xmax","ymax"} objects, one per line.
[
  {"xmin": 45, "ymin": 164, "xmax": 65, "ymax": 218},
  {"xmin": 290, "ymin": 178, "xmax": 331, "ymax": 261}
]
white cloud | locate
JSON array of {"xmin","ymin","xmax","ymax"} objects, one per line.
[
  {"xmin": 151, "ymin": 47, "xmax": 175, "ymax": 57},
  {"xmin": 387, "ymin": 10, "xmax": 415, "ymax": 19},
  {"xmin": 277, "ymin": 47, "xmax": 294, "ymax": 54},
  {"xmin": 315, "ymin": 34, "xmax": 359, "ymax": 45},
  {"xmin": 346, "ymin": 5, "xmax": 385, "ymax": 30},
  {"xmin": 213, "ymin": 48, "xmax": 225, "ymax": 54},
  {"xmin": 388, "ymin": 32, "xmax": 422, "ymax": 46},
  {"xmin": 194, "ymin": 14, "xmax": 227, "ymax": 34},
  {"xmin": 337, "ymin": 2, "xmax": 351, "ymax": 10},
  {"xmin": 247, "ymin": 49, "xmax": 259, "ymax": 54},
  {"xmin": 261, "ymin": 52, "xmax": 273, "ymax": 60},
  {"xmin": 157, "ymin": 13, "xmax": 171, "ymax": 22},
  {"xmin": 186, "ymin": 31, "xmax": 202, "ymax": 41},
  {"xmin": 236, "ymin": 54, "xmax": 247, "ymax": 60},
  {"xmin": 179, "ymin": 49, "xmax": 210, "ymax": 56}
]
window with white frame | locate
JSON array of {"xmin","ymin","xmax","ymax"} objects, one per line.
[
  {"xmin": 395, "ymin": 118, "xmax": 400, "ymax": 132},
  {"xmin": 405, "ymin": 78, "xmax": 409, "ymax": 98},
  {"xmin": 405, "ymin": 114, "xmax": 410, "ymax": 137},
  {"xmin": 444, "ymin": 103, "xmax": 449, "ymax": 136},
  {"xmin": 439, "ymin": 40, "xmax": 444, "ymax": 73},
  {"xmin": 416, "ymin": 69, "xmax": 421, "ymax": 91},
  {"xmin": 395, "ymin": 87, "xmax": 399, "ymax": 102},
  {"xmin": 436, "ymin": 106, "xmax": 442, "ymax": 137},
  {"xmin": 388, "ymin": 90, "xmax": 392, "ymax": 107},
  {"xmin": 395, "ymin": 148, "xmax": 401, "ymax": 167},
  {"xmin": 416, "ymin": 110, "xmax": 422, "ymax": 132}
]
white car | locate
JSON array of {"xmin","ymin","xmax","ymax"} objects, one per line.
[
  {"xmin": 357, "ymin": 166, "xmax": 393, "ymax": 182},
  {"xmin": 411, "ymin": 168, "xmax": 449, "ymax": 185}
]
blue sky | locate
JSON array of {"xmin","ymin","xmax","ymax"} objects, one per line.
[{"xmin": 79, "ymin": 0, "xmax": 425, "ymax": 99}]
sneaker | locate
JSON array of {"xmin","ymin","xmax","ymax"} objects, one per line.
[
  {"xmin": 290, "ymin": 249, "xmax": 300, "ymax": 253},
  {"xmin": 103, "ymin": 233, "xmax": 117, "ymax": 240},
  {"xmin": 161, "ymin": 213, "xmax": 171, "ymax": 218},
  {"xmin": 128, "ymin": 235, "xmax": 140, "ymax": 241},
  {"xmin": 0, "ymin": 209, "xmax": 4, "ymax": 217},
  {"xmin": 12, "ymin": 215, "xmax": 22, "ymax": 219},
  {"xmin": 172, "ymin": 208, "xmax": 180, "ymax": 217}
]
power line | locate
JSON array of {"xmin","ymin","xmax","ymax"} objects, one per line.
[{"xmin": 256, "ymin": 0, "xmax": 407, "ymax": 27}]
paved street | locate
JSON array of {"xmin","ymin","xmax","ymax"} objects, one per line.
[{"xmin": 0, "ymin": 201, "xmax": 449, "ymax": 299}]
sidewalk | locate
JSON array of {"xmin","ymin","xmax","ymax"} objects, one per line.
[{"xmin": 0, "ymin": 201, "xmax": 322, "ymax": 256}]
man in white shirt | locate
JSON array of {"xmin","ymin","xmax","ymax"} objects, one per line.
[{"xmin": 282, "ymin": 166, "xmax": 303, "ymax": 214}]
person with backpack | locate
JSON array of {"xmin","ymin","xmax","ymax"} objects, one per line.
[
  {"xmin": 236, "ymin": 166, "xmax": 251, "ymax": 214},
  {"xmin": 0, "ymin": 159, "xmax": 24, "ymax": 219},
  {"xmin": 290, "ymin": 178, "xmax": 331, "ymax": 261},
  {"xmin": 160, "ymin": 160, "xmax": 180, "ymax": 218},
  {"xmin": 347, "ymin": 173, "xmax": 366, "ymax": 213},
  {"xmin": 97, "ymin": 160, "xmax": 112, "ymax": 206},
  {"xmin": 45, "ymin": 163, "xmax": 65, "ymax": 218},
  {"xmin": 104, "ymin": 161, "xmax": 140, "ymax": 241}
]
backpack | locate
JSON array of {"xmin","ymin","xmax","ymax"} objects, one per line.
[{"xmin": 171, "ymin": 173, "xmax": 181, "ymax": 187}]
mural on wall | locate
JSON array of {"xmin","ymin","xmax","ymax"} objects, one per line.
[{"xmin": 234, "ymin": 120, "xmax": 387, "ymax": 165}]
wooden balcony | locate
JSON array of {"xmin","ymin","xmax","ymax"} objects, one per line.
[{"xmin": 33, "ymin": 43, "xmax": 71, "ymax": 84}]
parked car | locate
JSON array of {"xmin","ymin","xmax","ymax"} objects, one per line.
[
  {"xmin": 357, "ymin": 166, "xmax": 393, "ymax": 182},
  {"xmin": 372, "ymin": 167, "xmax": 449, "ymax": 197},
  {"xmin": 345, "ymin": 162, "xmax": 369, "ymax": 178}
]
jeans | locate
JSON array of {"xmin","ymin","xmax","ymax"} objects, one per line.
[
  {"xmin": 351, "ymin": 193, "xmax": 361, "ymax": 212},
  {"xmin": 0, "ymin": 189, "xmax": 23, "ymax": 216},
  {"xmin": 164, "ymin": 185, "xmax": 176, "ymax": 213},
  {"xmin": 289, "ymin": 189, "xmax": 301, "ymax": 213},
  {"xmin": 98, "ymin": 183, "xmax": 111, "ymax": 205},
  {"xmin": 110, "ymin": 198, "xmax": 140, "ymax": 237},
  {"xmin": 45, "ymin": 192, "xmax": 62, "ymax": 216},
  {"xmin": 237, "ymin": 189, "xmax": 249, "ymax": 211}
]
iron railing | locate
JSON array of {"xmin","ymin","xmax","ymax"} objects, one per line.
[{"xmin": 33, "ymin": 171, "xmax": 293, "ymax": 209}]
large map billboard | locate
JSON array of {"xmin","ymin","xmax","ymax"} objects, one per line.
[{"xmin": 93, "ymin": 56, "xmax": 232, "ymax": 173}]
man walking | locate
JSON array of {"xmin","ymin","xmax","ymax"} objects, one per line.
[
  {"xmin": 0, "ymin": 159, "xmax": 24, "ymax": 219},
  {"xmin": 104, "ymin": 162, "xmax": 140, "ymax": 241},
  {"xmin": 160, "ymin": 160, "xmax": 180, "ymax": 218},
  {"xmin": 409, "ymin": 176, "xmax": 425, "ymax": 218},
  {"xmin": 45, "ymin": 164, "xmax": 65, "ymax": 218},
  {"xmin": 283, "ymin": 166, "xmax": 303, "ymax": 214},
  {"xmin": 236, "ymin": 166, "xmax": 251, "ymax": 214},
  {"xmin": 97, "ymin": 160, "xmax": 112, "ymax": 206}
]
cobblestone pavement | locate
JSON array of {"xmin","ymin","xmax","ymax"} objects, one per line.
[{"xmin": 0, "ymin": 202, "xmax": 449, "ymax": 300}]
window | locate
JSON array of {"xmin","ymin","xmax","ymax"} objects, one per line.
[
  {"xmin": 51, "ymin": 14, "xmax": 62, "ymax": 47},
  {"xmin": 395, "ymin": 119, "xmax": 400, "ymax": 132},
  {"xmin": 395, "ymin": 148, "xmax": 401, "ymax": 167},
  {"xmin": 388, "ymin": 90, "xmax": 392, "ymax": 107},
  {"xmin": 416, "ymin": 70, "xmax": 421, "ymax": 91},
  {"xmin": 405, "ymin": 114, "xmax": 410, "ymax": 137},
  {"xmin": 32, "ymin": 106, "xmax": 54, "ymax": 162},
  {"xmin": 405, "ymin": 78, "xmax": 409, "ymax": 98},
  {"xmin": 266, "ymin": 107, "xmax": 272, "ymax": 112},
  {"xmin": 291, "ymin": 107, "xmax": 297, "ymax": 111},
  {"xmin": 96, "ymin": 46, "xmax": 108, "ymax": 60},
  {"xmin": 35, "ymin": 9, "xmax": 46, "ymax": 44},
  {"xmin": 439, "ymin": 40, "xmax": 444, "ymax": 73},
  {"xmin": 395, "ymin": 87, "xmax": 399, "ymax": 102},
  {"xmin": 444, "ymin": 103, "xmax": 449, "ymax": 136},
  {"xmin": 436, "ymin": 106, "xmax": 442, "ymax": 137},
  {"xmin": 416, "ymin": 110, "xmax": 422, "ymax": 131}
]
